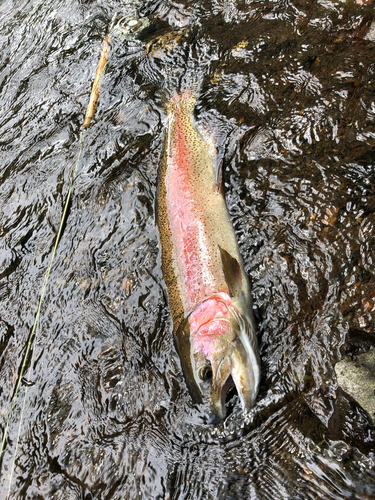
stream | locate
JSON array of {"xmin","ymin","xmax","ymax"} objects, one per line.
[{"xmin": 0, "ymin": 0, "xmax": 375, "ymax": 498}]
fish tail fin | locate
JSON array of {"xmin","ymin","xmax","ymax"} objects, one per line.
[
  {"xmin": 166, "ymin": 90, "xmax": 197, "ymax": 114},
  {"xmin": 163, "ymin": 57, "xmax": 207, "ymax": 112},
  {"xmin": 180, "ymin": 62, "xmax": 205, "ymax": 94}
]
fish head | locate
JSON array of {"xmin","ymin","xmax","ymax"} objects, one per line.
[{"xmin": 175, "ymin": 295, "xmax": 260, "ymax": 422}]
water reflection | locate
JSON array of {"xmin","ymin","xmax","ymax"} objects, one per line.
[{"xmin": 0, "ymin": 0, "xmax": 374, "ymax": 498}]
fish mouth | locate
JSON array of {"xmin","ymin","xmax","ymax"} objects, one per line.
[
  {"xmin": 174, "ymin": 304, "xmax": 260, "ymax": 422},
  {"xmin": 192, "ymin": 309, "xmax": 260, "ymax": 421}
]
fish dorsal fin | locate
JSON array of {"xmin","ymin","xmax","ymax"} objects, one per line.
[{"xmin": 219, "ymin": 246, "xmax": 242, "ymax": 297}]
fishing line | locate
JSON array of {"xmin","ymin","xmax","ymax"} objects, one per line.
[
  {"xmin": 1, "ymin": 128, "xmax": 86, "ymax": 498},
  {"xmin": 0, "ymin": 12, "xmax": 149, "ymax": 496}
]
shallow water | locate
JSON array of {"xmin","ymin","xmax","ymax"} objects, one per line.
[{"xmin": 0, "ymin": 0, "xmax": 375, "ymax": 498}]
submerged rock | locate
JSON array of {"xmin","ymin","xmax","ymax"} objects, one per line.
[{"xmin": 335, "ymin": 350, "xmax": 375, "ymax": 424}]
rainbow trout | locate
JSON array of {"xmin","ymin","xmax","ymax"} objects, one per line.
[{"xmin": 157, "ymin": 91, "xmax": 260, "ymax": 420}]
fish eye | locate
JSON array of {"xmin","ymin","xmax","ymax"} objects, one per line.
[{"xmin": 198, "ymin": 364, "xmax": 213, "ymax": 383}]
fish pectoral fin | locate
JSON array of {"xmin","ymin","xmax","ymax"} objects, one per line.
[
  {"xmin": 230, "ymin": 343, "xmax": 258, "ymax": 412},
  {"xmin": 219, "ymin": 246, "xmax": 242, "ymax": 298},
  {"xmin": 215, "ymin": 159, "xmax": 223, "ymax": 194},
  {"xmin": 210, "ymin": 355, "xmax": 232, "ymax": 420}
]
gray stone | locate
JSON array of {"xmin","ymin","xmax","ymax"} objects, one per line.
[
  {"xmin": 335, "ymin": 350, "xmax": 375, "ymax": 424},
  {"xmin": 365, "ymin": 21, "xmax": 375, "ymax": 42}
]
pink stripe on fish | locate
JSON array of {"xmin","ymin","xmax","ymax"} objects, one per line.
[{"xmin": 166, "ymin": 97, "xmax": 227, "ymax": 312}]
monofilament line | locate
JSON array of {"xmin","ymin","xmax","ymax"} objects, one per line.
[
  {"xmin": 0, "ymin": 13, "xmax": 148, "ymax": 495},
  {"xmin": 0, "ymin": 22, "xmax": 111, "ymax": 490},
  {"xmin": 0, "ymin": 129, "xmax": 86, "ymax": 498}
]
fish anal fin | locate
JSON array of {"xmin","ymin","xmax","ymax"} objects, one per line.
[{"xmin": 219, "ymin": 246, "xmax": 242, "ymax": 298}]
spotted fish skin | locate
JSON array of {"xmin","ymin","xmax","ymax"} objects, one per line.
[{"xmin": 156, "ymin": 91, "xmax": 260, "ymax": 420}]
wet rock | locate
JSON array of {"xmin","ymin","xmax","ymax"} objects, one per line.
[
  {"xmin": 364, "ymin": 21, "xmax": 375, "ymax": 41},
  {"xmin": 335, "ymin": 351, "xmax": 375, "ymax": 423}
]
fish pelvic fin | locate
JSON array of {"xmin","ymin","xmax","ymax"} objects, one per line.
[{"xmin": 218, "ymin": 246, "xmax": 243, "ymax": 298}]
